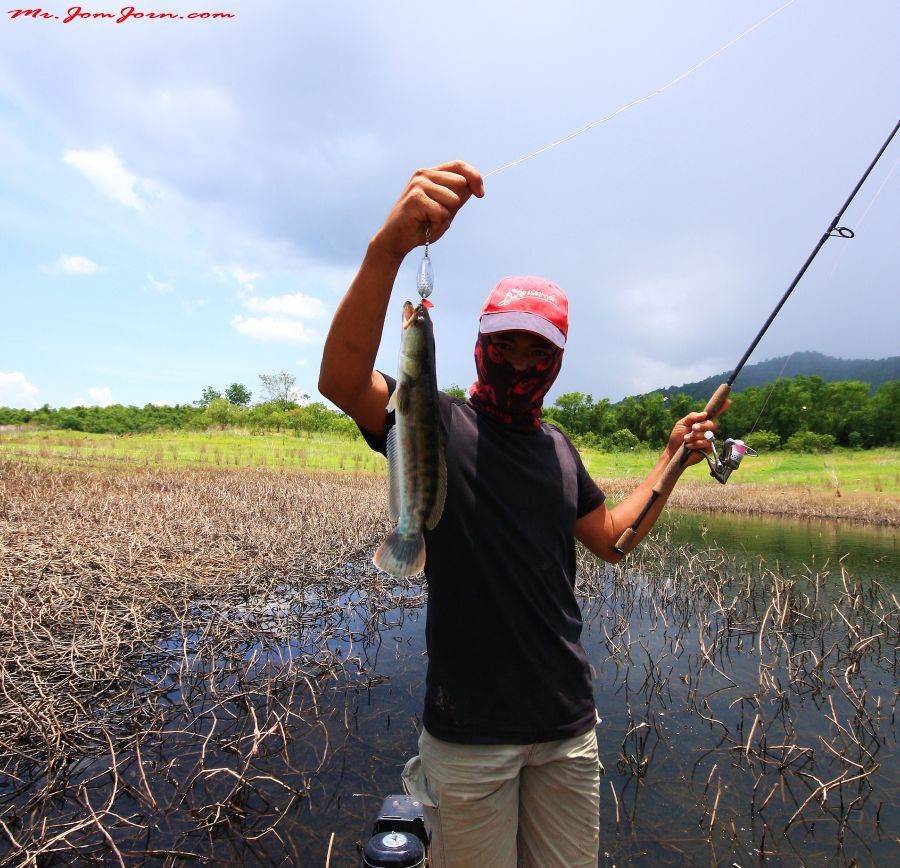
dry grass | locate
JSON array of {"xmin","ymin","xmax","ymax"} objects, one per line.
[
  {"xmin": 0, "ymin": 460, "xmax": 403, "ymax": 865},
  {"xmin": 0, "ymin": 459, "xmax": 896, "ymax": 864}
]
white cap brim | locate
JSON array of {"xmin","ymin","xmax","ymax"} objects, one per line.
[{"xmin": 479, "ymin": 311, "xmax": 566, "ymax": 348}]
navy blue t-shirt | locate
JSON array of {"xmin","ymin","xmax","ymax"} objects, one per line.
[{"xmin": 362, "ymin": 376, "xmax": 605, "ymax": 744}]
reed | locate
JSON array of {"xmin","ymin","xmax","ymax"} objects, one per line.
[
  {"xmin": 0, "ymin": 460, "xmax": 896, "ymax": 864},
  {"xmin": 0, "ymin": 460, "xmax": 405, "ymax": 864}
]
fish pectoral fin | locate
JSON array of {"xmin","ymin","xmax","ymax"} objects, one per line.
[
  {"xmin": 394, "ymin": 381, "xmax": 410, "ymax": 416},
  {"xmin": 385, "ymin": 425, "xmax": 401, "ymax": 523},
  {"xmin": 425, "ymin": 440, "xmax": 447, "ymax": 531}
]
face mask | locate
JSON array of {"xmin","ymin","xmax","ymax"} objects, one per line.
[{"xmin": 468, "ymin": 333, "xmax": 562, "ymax": 432}]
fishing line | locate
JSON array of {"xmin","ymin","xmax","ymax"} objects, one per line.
[
  {"xmin": 748, "ymin": 151, "xmax": 900, "ymax": 434},
  {"xmin": 484, "ymin": 0, "xmax": 797, "ymax": 179},
  {"xmin": 613, "ymin": 117, "xmax": 900, "ymax": 555},
  {"xmin": 828, "ymin": 151, "xmax": 900, "ymax": 276},
  {"xmin": 746, "ymin": 352, "xmax": 795, "ymax": 437}
]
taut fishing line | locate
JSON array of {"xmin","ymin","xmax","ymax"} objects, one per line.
[
  {"xmin": 828, "ymin": 151, "xmax": 900, "ymax": 276},
  {"xmin": 483, "ymin": 0, "xmax": 797, "ymax": 179},
  {"xmin": 613, "ymin": 117, "xmax": 900, "ymax": 555},
  {"xmin": 751, "ymin": 152, "xmax": 899, "ymax": 436}
]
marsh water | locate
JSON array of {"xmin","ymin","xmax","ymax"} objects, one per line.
[
  {"xmin": 279, "ymin": 513, "xmax": 899, "ymax": 866},
  {"xmin": 2, "ymin": 512, "xmax": 897, "ymax": 866}
]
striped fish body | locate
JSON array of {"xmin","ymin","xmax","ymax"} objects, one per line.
[{"xmin": 373, "ymin": 300, "xmax": 447, "ymax": 577}]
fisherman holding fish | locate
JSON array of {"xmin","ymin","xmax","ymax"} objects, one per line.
[{"xmin": 319, "ymin": 161, "xmax": 723, "ymax": 867}]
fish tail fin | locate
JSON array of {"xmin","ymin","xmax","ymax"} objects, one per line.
[{"xmin": 373, "ymin": 529, "xmax": 426, "ymax": 577}]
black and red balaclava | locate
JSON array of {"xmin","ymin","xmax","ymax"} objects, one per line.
[{"xmin": 468, "ymin": 276, "xmax": 568, "ymax": 432}]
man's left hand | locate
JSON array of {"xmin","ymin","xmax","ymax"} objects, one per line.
[{"xmin": 667, "ymin": 403, "xmax": 731, "ymax": 467}]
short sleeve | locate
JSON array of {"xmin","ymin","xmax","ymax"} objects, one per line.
[
  {"xmin": 562, "ymin": 437, "xmax": 605, "ymax": 518},
  {"xmin": 356, "ymin": 372, "xmax": 396, "ymax": 456}
]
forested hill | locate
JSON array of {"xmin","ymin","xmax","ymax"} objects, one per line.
[{"xmin": 656, "ymin": 352, "xmax": 899, "ymax": 401}]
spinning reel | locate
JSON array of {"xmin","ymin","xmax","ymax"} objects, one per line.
[{"xmin": 703, "ymin": 431, "xmax": 758, "ymax": 484}]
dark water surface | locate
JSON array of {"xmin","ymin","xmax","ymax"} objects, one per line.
[
  {"xmin": 1, "ymin": 514, "xmax": 897, "ymax": 866},
  {"xmin": 663, "ymin": 509, "xmax": 900, "ymax": 583},
  {"xmin": 278, "ymin": 514, "xmax": 900, "ymax": 865}
]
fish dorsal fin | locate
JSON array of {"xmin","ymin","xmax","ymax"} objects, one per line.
[
  {"xmin": 425, "ymin": 439, "xmax": 447, "ymax": 530},
  {"xmin": 385, "ymin": 425, "xmax": 401, "ymax": 523}
]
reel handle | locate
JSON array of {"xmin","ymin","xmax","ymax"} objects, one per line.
[{"xmin": 614, "ymin": 383, "xmax": 731, "ymax": 555}]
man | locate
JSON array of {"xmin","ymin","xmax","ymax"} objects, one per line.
[{"xmin": 318, "ymin": 161, "xmax": 722, "ymax": 867}]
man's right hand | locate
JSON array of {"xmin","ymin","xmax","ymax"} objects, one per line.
[
  {"xmin": 319, "ymin": 161, "xmax": 484, "ymax": 439},
  {"xmin": 371, "ymin": 161, "xmax": 485, "ymax": 264}
]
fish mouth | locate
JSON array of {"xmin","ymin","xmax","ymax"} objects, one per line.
[
  {"xmin": 402, "ymin": 301, "xmax": 419, "ymax": 330},
  {"xmin": 402, "ymin": 299, "xmax": 433, "ymax": 330}
]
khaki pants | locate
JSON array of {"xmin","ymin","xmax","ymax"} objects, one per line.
[{"xmin": 402, "ymin": 727, "xmax": 601, "ymax": 868}]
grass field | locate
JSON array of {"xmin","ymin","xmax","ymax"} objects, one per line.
[
  {"xmin": 579, "ymin": 442, "xmax": 900, "ymax": 495},
  {"xmin": 0, "ymin": 426, "xmax": 898, "ymax": 495}
]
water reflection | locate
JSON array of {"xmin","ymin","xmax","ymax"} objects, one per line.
[
  {"xmin": 663, "ymin": 509, "xmax": 900, "ymax": 583},
  {"xmin": 1, "ymin": 516, "xmax": 896, "ymax": 866}
]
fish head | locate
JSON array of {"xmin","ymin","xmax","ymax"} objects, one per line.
[
  {"xmin": 402, "ymin": 300, "xmax": 435, "ymax": 333},
  {"xmin": 399, "ymin": 300, "xmax": 437, "ymax": 374}
]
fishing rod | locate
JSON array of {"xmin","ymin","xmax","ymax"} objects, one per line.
[{"xmin": 614, "ymin": 117, "xmax": 900, "ymax": 556}]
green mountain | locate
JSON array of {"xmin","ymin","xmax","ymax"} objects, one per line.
[{"xmin": 655, "ymin": 351, "xmax": 900, "ymax": 401}]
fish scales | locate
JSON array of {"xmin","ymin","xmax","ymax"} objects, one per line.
[{"xmin": 373, "ymin": 300, "xmax": 446, "ymax": 577}]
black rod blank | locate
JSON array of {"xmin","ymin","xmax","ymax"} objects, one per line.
[
  {"xmin": 728, "ymin": 118, "xmax": 900, "ymax": 387},
  {"xmin": 614, "ymin": 117, "xmax": 900, "ymax": 556}
]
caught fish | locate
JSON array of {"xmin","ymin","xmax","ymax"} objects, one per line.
[{"xmin": 373, "ymin": 299, "xmax": 447, "ymax": 577}]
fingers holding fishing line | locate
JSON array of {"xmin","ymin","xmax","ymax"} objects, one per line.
[{"xmin": 372, "ymin": 161, "xmax": 484, "ymax": 262}]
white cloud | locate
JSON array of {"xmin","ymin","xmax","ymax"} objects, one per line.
[
  {"xmin": 214, "ymin": 265, "xmax": 259, "ymax": 290},
  {"xmin": 63, "ymin": 147, "xmax": 146, "ymax": 210},
  {"xmin": 242, "ymin": 292, "xmax": 327, "ymax": 319},
  {"xmin": 42, "ymin": 254, "xmax": 104, "ymax": 275},
  {"xmin": 0, "ymin": 372, "xmax": 40, "ymax": 409},
  {"xmin": 230, "ymin": 315, "xmax": 319, "ymax": 344},
  {"xmin": 88, "ymin": 386, "xmax": 113, "ymax": 407},
  {"xmin": 147, "ymin": 274, "xmax": 175, "ymax": 293},
  {"xmin": 620, "ymin": 350, "xmax": 728, "ymax": 395}
]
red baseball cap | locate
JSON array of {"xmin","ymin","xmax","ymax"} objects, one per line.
[{"xmin": 479, "ymin": 276, "xmax": 569, "ymax": 348}]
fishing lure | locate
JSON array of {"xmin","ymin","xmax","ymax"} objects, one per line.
[{"xmin": 416, "ymin": 227, "xmax": 433, "ymax": 299}]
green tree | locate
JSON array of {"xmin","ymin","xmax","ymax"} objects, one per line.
[
  {"xmin": 443, "ymin": 384, "xmax": 467, "ymax": 400},
  {"xmin": 551, "ymin": 393, "xmax": 614, "ymax": 437},
  {"xmin": 258, "ymin": 371, "xmax": 303, "ymax": 409},
  {"xmin": 204, "ymin": 397, "xmax": 233, "ymax": 428},
  {"xmin": 225, "ymin": 382, "xmax": 252, "ymax": 406},
  {"xmin": 195, "ymin": 386, "xmax": 222, "ymax": 408},
  {"xmin": 614, "ymin": 393, "xmax": 671, "ymax": 446},
  {"xmin": 821, "ymin": 381, "xmax": 870, "ymax": 446},
  {"xmin": 866, "ymin": 380, "xmax": 900, "ymax": 446}
]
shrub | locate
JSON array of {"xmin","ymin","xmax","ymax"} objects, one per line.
[
  {"xmin": 604, "ymin": 428, "xmax": 642, "ymax": 452},
  {"xmin": 746, "ymin": 429, "xmax": 781, "ymax": 452},
  {"xmin": 784, "ymin": 430, "xmax": 836, "ymax": 453}
]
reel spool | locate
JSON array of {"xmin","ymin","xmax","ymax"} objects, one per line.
[{"xmin": 703, "ymin": 432, "xmax": 758, "ymax": 484}]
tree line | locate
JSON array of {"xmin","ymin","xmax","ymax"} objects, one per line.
[
  {"xmin": 543, "ymin": 376, "xmax": 899, "ymax": 452},
  {"xmin": 1, "ymin": 373, "xmax": 896, "ymax": 452}
]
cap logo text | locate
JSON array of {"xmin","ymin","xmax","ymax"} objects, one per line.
[{"xmin": 498, "ymin": 287, "xmax": 558, "ymax": 307}]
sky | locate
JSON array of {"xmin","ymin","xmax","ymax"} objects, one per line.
[{"xmin": 1, "ymin": 0, "xmax": 898, "ymax": 411}]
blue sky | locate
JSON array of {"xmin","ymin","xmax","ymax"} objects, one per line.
[{"xmin": 1, "ymin": 0, "xmax": 897, "ymax": 410}]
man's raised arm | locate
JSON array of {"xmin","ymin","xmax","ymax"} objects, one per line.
[{"xmin": 318, "ymin": 162, "xmax": 484, "ymax": 438}]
